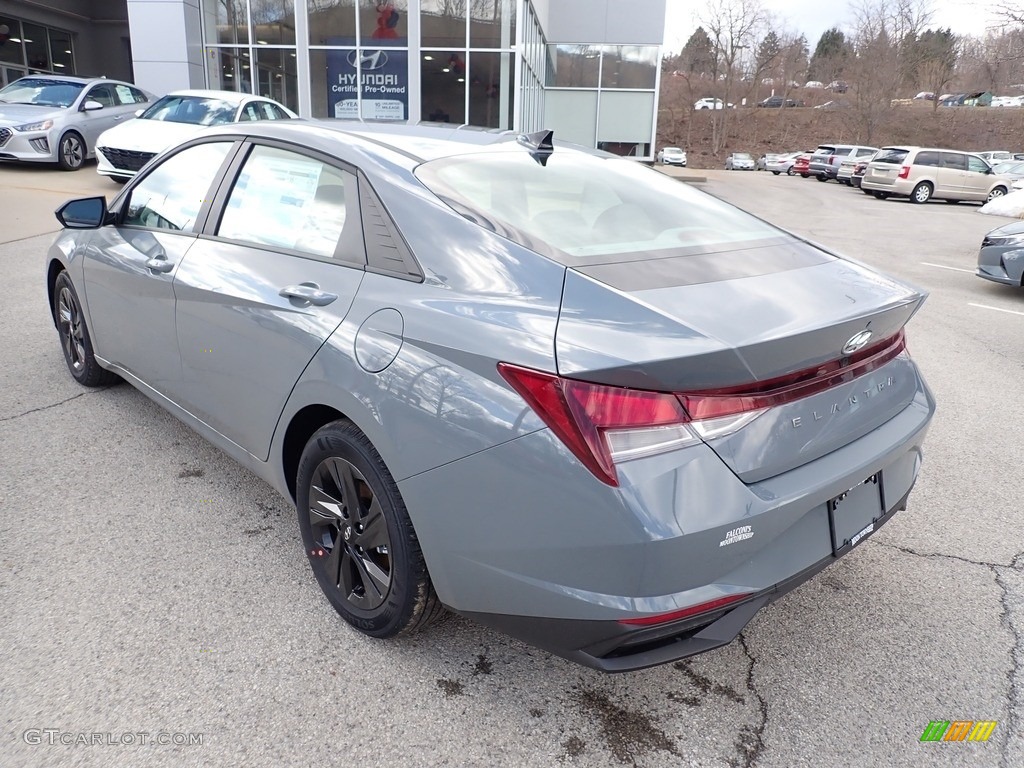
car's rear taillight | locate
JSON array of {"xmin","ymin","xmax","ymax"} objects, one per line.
[
  {"xmin": 497, "ymin": 364, "xmax": 698, "ymax": 486},
  {"xmin": 498, "ymin": 331, "xmax": 905, "ymax": 486},
  {"xmin": 898, "ymin": 165, "xmax": 911, "ymax": 179}
]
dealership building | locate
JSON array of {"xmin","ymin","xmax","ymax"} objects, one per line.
[{"xmin": 0, "ymin": 0, "xmax": 665, "ymax": 158}]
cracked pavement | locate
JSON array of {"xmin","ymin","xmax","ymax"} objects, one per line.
[{"xmin": 2, "ymin": 166, "xmax": 1023, "ymax": 767}]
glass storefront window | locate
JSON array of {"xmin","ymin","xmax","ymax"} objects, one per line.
[
  {"xmin": 0, "ymin": 18, "xmax": 23, "ymax": 65},
  {"xmin": 470, "ymin": 0, "xmax": 514, "ymax": 49},
  {"xmin": 420, "ymin": 0, "xmax": 464, "ymax": 48},
  {"xmin": 252, "ymin": 0, "xmax": 296, "ymax": 45},
  {"xmin": 23, "ymin": 23, "xmax": 50, "ymax": 72},
  {"xmin": 207, "ymin": 46, "xmax": 251, "ymax": 92},
  {"xmin": 254, "ymin": 47, "xmax": 299, "ymax": 111},
  {"xmin": 600, "ymin": 45, "xmax": 657, "ymax": 90},
  {"xmin": 307, "ymin": 0, "xmax": 356, "ymax": 46},
  {"xmin": 546, "ymin": 45, "xmax": 599, "ymax": 88},
  {"xmin": 358, "ymin": 0, "xmax": 407, "ymax": 44},
  {"xmin": 205, "ymin": 0, "xmax": 249, "ymax": 45},
  {"xmin": 48, "ymin": 29, "xmax": 73, "ymax": 73},
  {"xmin": 467, "ymin": 51, "xmax": 512, "ymax": 129},
  {"xmin": 421, "ymin": 50, "xmax": 464, "ymax": 124}
]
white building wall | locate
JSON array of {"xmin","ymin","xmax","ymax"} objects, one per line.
[{"xmin": 126, "ymin": 0, "xmax": 204, "ymax": 95}]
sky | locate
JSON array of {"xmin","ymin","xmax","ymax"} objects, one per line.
[{"xmin": 663, "ymin": 0, "xmax": 1012, "ymax": 54}]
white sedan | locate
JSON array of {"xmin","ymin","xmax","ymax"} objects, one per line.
[
  {"xmin": 694, "ymin": 98, "xmax": 733, "ymax": 110},
  {"xmin": 657, "ymin": 147, "xmax": 687, "ymax": 166},
  {"xmin": 95, "ymin": 89, "xmax": 296, "ymax": 182}
]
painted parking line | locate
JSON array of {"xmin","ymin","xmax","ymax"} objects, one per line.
[
  {"xmin": 920, "ymin": 262, "xmax": 975, "ymax": 274},
  {"xmin": 968, "ymin": 303, "xmax": 1024, "ymax": 317}
]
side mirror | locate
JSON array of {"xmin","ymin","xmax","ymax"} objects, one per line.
[
  {"xmin": 56, "ymin": 197, "xmax": 109, "ymax": 229},
  {"xmin": 82, "ymin": 100, "xmax": 104, "ymax": 111}
]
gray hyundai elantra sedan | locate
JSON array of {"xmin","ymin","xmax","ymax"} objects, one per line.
[{"xmin": 46, "ymin": 121, "xmax": 935, "ymax": 671}]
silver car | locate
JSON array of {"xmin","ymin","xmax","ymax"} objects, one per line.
[
  {"xmin": 0, "ymin": 75, "xmax": 153, "ymax": 170},
  {"xmin": 725, "ymin": 152, "xmax": 755, "ymax": 170},
  {"xmin": 977, "ymin": 220, "xmax": 1024, "ymax": 286},
  {"xmin": 46, "ymin": 122, "xmax": 935, "ymax": 671}
]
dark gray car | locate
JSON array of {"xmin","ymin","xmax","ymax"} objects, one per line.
[
  {"xmin": 977, "ymin": 220, "xmax": 1024, "ymax": 286},
  {"xmin": 46, "ymin": 122, "xmax": 935, "ymax": 671}
]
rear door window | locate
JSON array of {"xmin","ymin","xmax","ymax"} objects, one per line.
[
  {"xmin": 940, "ymin": 152, "xmax": 967, "ymax": 171},
  {"xmin": 216, "ymin": 144, "xmax": 361, "ymax": 261},
  {"xmin": 914, "ymin": 151, "xmax": 940, "ymax": 167}
]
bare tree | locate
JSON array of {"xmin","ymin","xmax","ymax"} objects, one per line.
[
  {"xmin": 699, "ymin": 0, "xmax": 769, "ymax": 154},
  {"xmin": 844, "ymin": 0, "xmax": 934, "ymax": 143}
]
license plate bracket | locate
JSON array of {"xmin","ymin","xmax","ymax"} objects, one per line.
[{"xmin": 828, "ymin": 473, "xmax": 883, "ymax": 555}]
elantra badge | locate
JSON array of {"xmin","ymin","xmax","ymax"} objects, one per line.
[{"xmin": 842, "ymin": 330, "xmax": 873, "ymax": 355}]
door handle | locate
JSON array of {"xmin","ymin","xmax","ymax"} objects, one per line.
[
  {"xmin": 145, "ymin": 257, "xmax": 174, "ymax": 273},
  {"xmin": 279, "ymin": 283, "xmax": 338, "ymax": 306}
]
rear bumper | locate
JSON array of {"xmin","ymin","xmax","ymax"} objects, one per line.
[
  {"xmin": 402, "ymin": 374, "xmax": 934, "ymax": 670},
  {"xmin": 461, "ymin": 487, "xmax": 912, "ymax": 673}
]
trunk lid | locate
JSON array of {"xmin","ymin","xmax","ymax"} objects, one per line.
[{"xmin": 555, "ymin": 239, "xmax": 926, "ymax": 482}]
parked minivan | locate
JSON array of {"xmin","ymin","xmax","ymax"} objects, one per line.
[
  {"xmin": 861, "ymin": 146, "xmax": 1013, "ymax": 204},
  {"xmin": 808, "ymin": 144, "xmax": 878, "ymax": 182}
]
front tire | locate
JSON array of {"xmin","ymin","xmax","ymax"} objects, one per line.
[
  {"xmin": 786, "ymin": 167, "xmax": 794, "ymax": 176},
  {"xmin": 53, "ymin": 271, "xmax": 118, "ymax": 387},
  {"xmin": 296, "ymin": 420, "xmax": 443, "ymax": 638},
  {"xmin": 772, "ymin": 170, "xmax": 781, "ymax": 175},
  {"xmin": 816, "ymin": 174, "xmax": 828, "ymax": 182},
  {"xmin": 57, "ymin": 131, "xmax": 86, "ymax": 171},
  {"xmin": 987, "ymin": 186, "xmax": 1008, "ymax": 202}
]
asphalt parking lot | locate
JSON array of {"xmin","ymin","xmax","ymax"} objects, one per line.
[{"xmin": 2, "ymin": 160, "xmax": 1023, "ymax": 768}]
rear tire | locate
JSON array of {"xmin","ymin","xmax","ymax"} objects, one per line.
[
  {"xmin": 772, "ymin": 170, "xmax": 780, "ymax": 175},
  {"xmin": 910, "ymin": 182, "xmax": 932, "ymax": 204},
  {"xmin": 800, "ymin": 173, "xmax": 809, "ymax": 178},
  {"xmin": 786, "ymin": 168, "xmax": 794, "ymax": 176},
  {"xmin": 296, "ymin": 420, "xmax": 444, "ymax": 638},
  {"xmin": 816, "ymin": 174, "xmax": 828, "ymax": 182}
]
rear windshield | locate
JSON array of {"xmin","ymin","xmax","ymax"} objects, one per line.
[
  {"xmin": 415, "ymin": 150, "xmax": 786, "ymax": 261},
  {"xmin": 873, "ymin": 148, "xmax": 909, "ymax": 164}
]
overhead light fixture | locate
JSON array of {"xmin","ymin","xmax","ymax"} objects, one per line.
[
  {"xmin": 64, "ymin": 49, "xmax": 72, "ymax": 54},
  {"xmin": 22, "ymin": 38, "xmax": 33, "ymax": 43},
  {"xmin": 457, "ymin": 77, "xmax": 464, "ymax": 82},
  {"xmin": 10, "ymin": 37, "xmax": 22, "ymax": 43},
  {"xmin": 53, "ymin": 63, "xmax": 65, "ymax": 67},
  {"xmin": 442, "ymin": 67, "xmax": 450, "ymax": 73},
  {"xmin": 424, "ymin": 55, "xmax": 433, "ymax": 60},
  {"xmin": 225, "ymin": 73, "xmax": 233, "ymax": 78},
  {"xmin": 257, "ymin": 40, "xmax": 268, "ymax": 44}
]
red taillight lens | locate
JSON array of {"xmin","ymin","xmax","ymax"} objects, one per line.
[
  {"xmin": 497, "ymin": 364, "xmax": 691, "ymax": 486},
  {"xmin": 498, "ymin": 331, "xmax": 906, "ymax": 486},
  {"xmin": 678, "ymin": 331, "xmax": 906, "ymax": 420},
  {"xmin": 897, "ymin": 165, "xmax": 911, "ymax": 179},
  {"xmin": 618, "ymin": 593, "xmax": 753, "ymax": 626}
]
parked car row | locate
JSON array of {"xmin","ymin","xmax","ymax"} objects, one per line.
[{"xmin": 0, "ymin": 74, "xmax": 296, "ymax": 181}]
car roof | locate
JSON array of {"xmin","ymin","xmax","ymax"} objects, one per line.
[
  {"xmin": 162, "ymin": 89, "xmax": 268, "ymax": 105},
  {"xmin": 191, "ymin": 120, "xmax": 598, "ymax": 167},
  {"xmin": 14, "ymin": 74, "xmax": 131, "ymax": 86}
]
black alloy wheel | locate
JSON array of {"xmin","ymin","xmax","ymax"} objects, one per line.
[{"xmin": 296, "ymin": 421, "xmax": 443, "ymax": 638}]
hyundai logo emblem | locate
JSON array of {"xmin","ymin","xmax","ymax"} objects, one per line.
[
  {"xmin": 842, "ymin": 330, "xmax": 873, "ymax": 355},
  {"xmin": 347, "ymin": 50, "xmax": 389, "ymax": 70}
]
